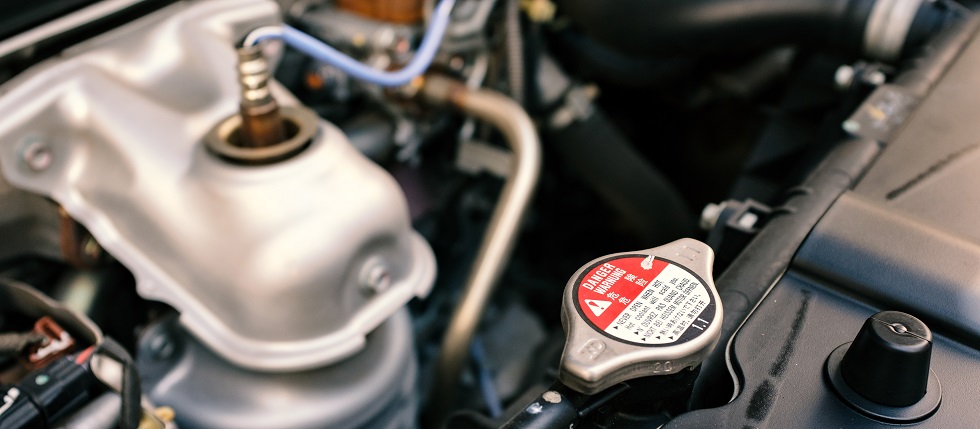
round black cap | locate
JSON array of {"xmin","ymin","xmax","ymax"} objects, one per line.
[{"xmin": 840, "ymin": 311, "xmax": 932, "ymax": 407}]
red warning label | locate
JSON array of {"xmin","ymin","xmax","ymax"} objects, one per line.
[{"xmin": 575, "ymin": 255, "xmax": 713, "ymax": 346}]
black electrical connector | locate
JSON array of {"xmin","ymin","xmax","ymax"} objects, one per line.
[
  {"xmin": 0, "ymin": 386, "xmax": 44, "ymax": 429},
  {"xmin": 0, "ymin": 357, "xmax": 94, "ymax": 428}
]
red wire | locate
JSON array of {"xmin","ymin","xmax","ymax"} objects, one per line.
[{"xmin": 75, "ymin": 345, "xmax": 96, "ymax": 364}]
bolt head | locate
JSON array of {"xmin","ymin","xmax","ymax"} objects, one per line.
[
  {"xmin": 699, "ymin": 203, "xmax": 725, "ymax": 231},
  {"xmin": 362, "ymin": 264, "xmax": 392, "ymax": 294},
  {"xmin": 148, "ymin": 334, "xmax": 175, "ymax": 360},
  {"xmin": 21, "ymin": 138, "xmax": 53, "ymax": 172}
]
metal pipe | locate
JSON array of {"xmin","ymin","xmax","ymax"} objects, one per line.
[
  {"xmin": 422, "ymin": 75, "xmax": 542, "ymax": 420},
  {"xmin": 505, "ymin": 0, "xmax": 525, "ymax": 105}
]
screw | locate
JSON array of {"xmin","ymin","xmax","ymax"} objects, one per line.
[
  {"xmin": 148, "ymin": 334, "xmax": 175, "ymax": 360},
  {"xmin": 361, "ymin": 264, "xmax": 392, "ymax": 294},
  {"xmin": 21, "ymin": 138, "xmax": 53, "ymax": 172}
]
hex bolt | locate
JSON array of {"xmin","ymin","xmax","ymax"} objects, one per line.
[
  {"xmin": 21, "ymin": 138, "xmax": 53, "ymax": 172},
  {"xmin": 361, "ymin": 264, "xmax": 392, "ymax": 294},
  {"xmin": 699, "ymin": 202, "xmax": 726, "ymax": 231},
  {"xmin": 148, "ymin": 333, "xmax": 175, "ymax": 361}
]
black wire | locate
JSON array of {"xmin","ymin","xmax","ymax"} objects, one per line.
[{"xmin": 98, "ymin": 337, "xmax": 142, "ymax": 429}]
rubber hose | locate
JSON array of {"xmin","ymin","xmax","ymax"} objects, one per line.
[
  {"xmin": 505, "ymin": 0, "xmax": 525, "ymax": 104},
  {"xmin": 553, "ymin": 30, "xmax": 697, "ymax": 87},
  {"xmin": 557, "ymin": 0, "xmax": 956, "ymax": 60},
  {"xmin": 99, "ymin": 338, "xmax": 141, "ymax": 429},
  {"xmin": 547, "ymin": 110, "xmax": 694, "ymax": 244},
  {"xmin": 690, "ymin": 18, "xmax": 980, "ymax": 409}
]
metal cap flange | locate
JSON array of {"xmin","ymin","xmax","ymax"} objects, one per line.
[{"xmin": 559, "ymin": 238, "xmax": 723, "ymax": 394}]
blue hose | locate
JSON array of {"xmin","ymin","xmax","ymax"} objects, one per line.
[{"xmin": 246, "ymin": 0, "xmax": 457, "ymax": 87}]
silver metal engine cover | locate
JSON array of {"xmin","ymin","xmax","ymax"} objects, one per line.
[{"xmin": 0, "ymin": 0, "xmax": 436, "ymax": 371}]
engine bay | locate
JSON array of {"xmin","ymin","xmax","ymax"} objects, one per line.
[{"xmin": 0, "ymin": 0, "xmax": 978, "ymax": 428}]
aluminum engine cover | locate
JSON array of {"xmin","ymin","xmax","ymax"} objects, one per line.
[{"xmin": 0, "ymin": 0, "xmax": 435, "ymax": 371}]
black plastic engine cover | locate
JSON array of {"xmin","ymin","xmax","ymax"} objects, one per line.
[{"xmin": 666, "ymin": 16, "xmax": 980, "ymax": 429}]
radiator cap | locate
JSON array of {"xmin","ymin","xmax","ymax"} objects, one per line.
[{"xmin": 558, "ymin": 238, "xmax": 723, "ymax": 394}]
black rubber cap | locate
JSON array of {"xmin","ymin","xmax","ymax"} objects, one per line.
[{"xmin": 840, "ymin": 311, "xmax": 932, "ymax": 407}]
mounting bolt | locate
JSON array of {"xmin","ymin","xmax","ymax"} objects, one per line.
[
  {"xmin": 361, "ymin": 264, "xmax": 392, "ymax": 294},
  {"xmin": 699, "ymin": 202, "xmax": 726, "ymax": 231},
  {"xmin": 148, "ymin": 333, "xmax": 175, "ymax": 361},
  {"xmin": 20, "ymin": 138, "xmax": 53, "ymax": 172}
]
